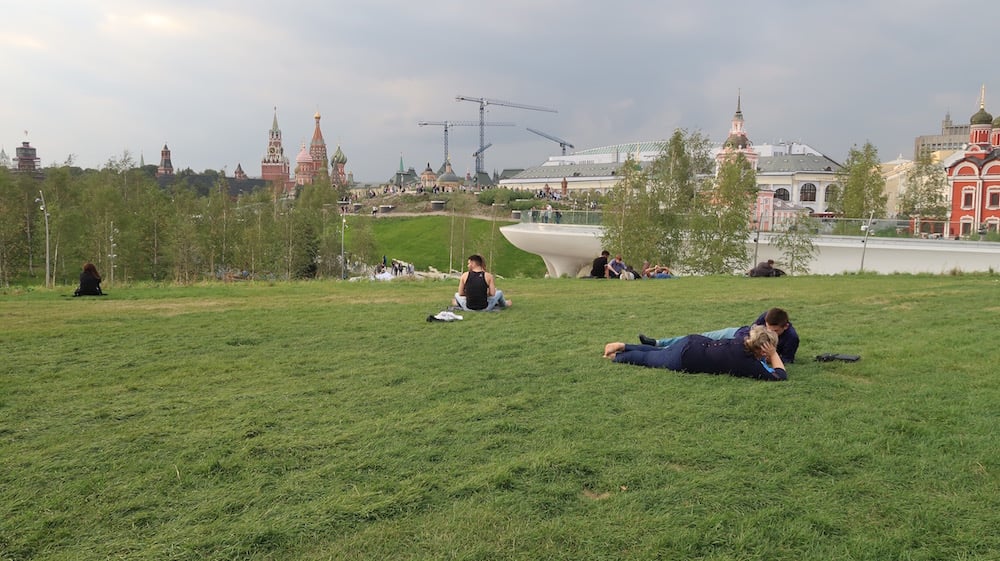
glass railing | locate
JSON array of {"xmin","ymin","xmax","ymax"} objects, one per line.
[{"xmin": 515, "ymin": 211, "xmax": 1000, "ymax": 241}]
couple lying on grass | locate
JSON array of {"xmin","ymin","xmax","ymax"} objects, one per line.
[{"xmin": 604, "ymin": 308, "xmax": 797, "ymax": 381}]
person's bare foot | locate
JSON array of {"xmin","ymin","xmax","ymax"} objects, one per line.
[
  {"xmin": 504, "ymin": 299, "xmax": 512, "ymax": 308},
  {"xmin": 603, "ymin": 342, "xmax": 624, "ymax": 358}
]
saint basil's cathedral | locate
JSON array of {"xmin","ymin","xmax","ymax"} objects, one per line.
[{"xmin": 261, "ymin": 109, "xmax": 350, "ymax": 196}]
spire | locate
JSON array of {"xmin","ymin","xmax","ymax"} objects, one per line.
[
  {"xmin": 734, "ymin": 89, "xmax": 744, "ymax": 121},
  {"xmin": 980, "ymin": 84, "xmax": 986, "ymax": 110},
  {"xmin": 271, "ymin": 106, "xmax": 279, "ymax": 132},
  {"xmin": 311, "ymin": 111, "xmax": 325, "ymax": 146},
  {"xmin": 399, "ymin": 153, "xmax": 404, "ymax": 173}
]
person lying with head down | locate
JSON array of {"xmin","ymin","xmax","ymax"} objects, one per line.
[{"xmin": 603, "ymin": 324, "xmax": 786, "ymax": 381}]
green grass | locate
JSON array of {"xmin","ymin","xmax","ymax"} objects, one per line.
[
  {"xmin": 367, "ymin": 215, "xmax": 545, "ymax": 277},
  {"xmin": 3, "ymin": 275, "xmax": 1000, "ymax": 560}
]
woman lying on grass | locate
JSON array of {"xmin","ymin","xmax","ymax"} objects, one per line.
[{"xmin": 603, "ymin": 324, "xmax": 787, "ymax": 381}]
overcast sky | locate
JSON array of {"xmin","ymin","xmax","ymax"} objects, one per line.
[{"xmin": 2, "ymin": 1, "xmax": 996, "ymax": 182}]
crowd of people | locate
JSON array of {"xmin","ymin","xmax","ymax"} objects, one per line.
[
  {"xmin": 72, "ymin": 246, "xmax": 798, "ymax": 383},
  {"xmin": 444, "ymin": 249, "xmax": 798, "ymax": 383},
  {"xmin": 588, "ymin": 251, "xmax": 674, "ymax": 280}
]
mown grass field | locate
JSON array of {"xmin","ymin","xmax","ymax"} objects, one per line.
[{"xmin": 3, "ymin": 275, "xmax": 1000, "ymax": 560}]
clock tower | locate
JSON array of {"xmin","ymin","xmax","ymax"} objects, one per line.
[{"xmin": 261, "ymin": 107, "xmax": 291, "ymax": 191}]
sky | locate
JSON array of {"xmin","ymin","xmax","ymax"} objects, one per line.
[{"xmin": 2, "ymin": 0, "xmax": 997, "ymax": 183}]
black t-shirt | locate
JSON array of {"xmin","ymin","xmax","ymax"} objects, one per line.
[
  {"xmin": 465, "ymin": 270, "xmax": 489, "ymax": 310},
  {"xmin": 77, "ymin": 271, "xmax": 103, "ymax": 295},
  {"xmin": 590, "ymin": 256, "xmax": 608, "ymax": 278}
]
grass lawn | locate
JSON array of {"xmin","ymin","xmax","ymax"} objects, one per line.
[{"xmin": 3, "ymin": 275, "xmax": 1000, "ymax": 560}]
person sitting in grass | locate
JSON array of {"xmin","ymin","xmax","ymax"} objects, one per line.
[
  {"xmin": 590, "ymin": 250, "xmax": 610, "ymax": 278},
  {"xmin": 639, "ymin": 307, "xmax": 798, "ymax": 363},
  {"xmin": 73, "ymin": 262, "xmax": 104, "ymax": 297},
  {"xmin": 452, "ymin": 254, "xmax": 511, "ymax": 311},
  {"xmin": 604, "ymin": 325, "xmax": 786, "ymax": 381}
]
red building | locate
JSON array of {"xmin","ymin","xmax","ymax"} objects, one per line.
[
  {"xmin": 157, "ymin": 143, "xmax": 174, "ymax": 177},
  {"xmin": 308, "ymin": 112, "xmax": 329, "ymax": 180},
  {"xmin": 261, "ymin": 108, "xmax": 292, "ymax": 194},
  {"xmin": 262, "ymin": 109, "xmax": 344, "ymax": 195},
  {"xmin": 947, "ymin": 87, "xmax": 1000, "ymax": 236},
  {"xmin": 14, "ymin": 141, "xmax": 40, "ymax": 172}
]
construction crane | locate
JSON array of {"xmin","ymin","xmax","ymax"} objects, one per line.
[
  {"xmin": 526, "ymin": 127, "xmax": 575, "ymax": 155},
  {"xmin": 418, "ymin": 120, "xmax": 513, "ymax": 167},
  {"xmin": 456, "ymin": 95, "xmax": 557, "ymax": 174},
  {"xmin": 472, "ymin": 143, "xmax": 493, "ymax": 158}
]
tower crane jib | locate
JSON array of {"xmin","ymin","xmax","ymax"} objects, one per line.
[
  {"xmin": 456, "ymin": 95, "xmax": 557, "ymax": 174},
  {"xmin": 418, "ymin": 120, "xmax": 514, "ymax": 166},
  {"xmin": 526, "ymin": 127, "xmax": 575, "ymax": 156}
]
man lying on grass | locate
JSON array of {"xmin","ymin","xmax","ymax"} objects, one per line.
[{"xmin": 604, "ymin": 325, "xmax": 787, "ymax": 381}]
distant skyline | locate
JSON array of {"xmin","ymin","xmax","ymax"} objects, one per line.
[{"xmin": 1, "ymin": 1, "xmax": 997, "ymax": 182}]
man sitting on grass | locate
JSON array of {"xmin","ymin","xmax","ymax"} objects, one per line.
[
  {"xmin": 452, "ymin": 254, "xmax": 511, "ymax": 312},
  {"xmin": 639, "ymin": 307, "xmax": 798, "ymax": 363}
]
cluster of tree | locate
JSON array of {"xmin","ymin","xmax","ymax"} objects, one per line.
[
  {"xmin": 0, "ymin": 153, "xmax": 378, "ymax": 287},
  {"xmin": 601, "ymin": 135, "xmax": 911, "ymax": 275},
  {"xmin": 600, "ymin": 129, "xmax": 757, "ymax": 275}
]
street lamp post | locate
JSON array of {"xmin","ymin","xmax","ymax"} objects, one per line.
[
  {"xmin": 859, "ymin": 210, "xmax": 875, "ymax": 273},
  {"xmin": 109, "ymin": 222, "xmax": 118, "ymax": 287},
  {"xmin": 35, "ymin": 190, "xmax": 51, "ymax": 288},
  {"xmin": 341, "ymin": 217, "xmax": 347, "ymax": 279}
]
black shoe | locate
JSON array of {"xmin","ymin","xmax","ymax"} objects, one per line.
[{"xmin": 639, "ymin": 334, "xmax": 656, "ymax": 346}]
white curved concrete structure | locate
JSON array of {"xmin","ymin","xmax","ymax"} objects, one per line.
[
  {"xmin": 500, "ymin": 223, "xmax": 604, "ymax": 277},
  {"xmin": 500, "ymin": 222, "xmax": 1000, "ymax": 277}
]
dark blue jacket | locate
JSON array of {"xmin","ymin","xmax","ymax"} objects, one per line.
[
  {"xmin": 681, "ymin": 335, "xmax": 787, "ymax": 381},
  {"xmin": 733, "ymin": 312, "xmax": 799, "ymax": 363}
]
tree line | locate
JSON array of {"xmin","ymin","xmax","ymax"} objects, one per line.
[
  {"xmin": 0, "ymin": 154, "xmax": 376, "ymax": 287},
  {"xmin": 600, "ymin": 130, "xmax": 894, "ymax": 275}
]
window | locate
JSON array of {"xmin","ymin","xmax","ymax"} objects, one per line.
[
  {"xmin": 775, "ymin": 188, "xmax": 790, "ymax": 201},
  {"xmin": 825, "ymin": 184, "xmax": 839, "ymax": 203},
  {"xmin": 961, "ymin": 221, "xmax": 973, "ymax": 235},
  {"xmin": 962, "ymin": 190, "xmax": 974, "ymax": 209},
  {"xmin": 800, "ymin": 183, "xmax": 817, "ymax": 202},
  {"xmin": 989, "ymin": 190, "xmax": 1000, "ymax": 208}
]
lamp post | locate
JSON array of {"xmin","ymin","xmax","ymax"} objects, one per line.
[
  {"xmin": 859, "ymin": 210, "xmax": 875, "ymax": 273},
  {"xmin": 35, "ymin": 190, "xmax": 51, "ymax": 288},
  {"xmin": 109, "ymin": 222, "xmax": 118, "ymax": 287},
  {"xmin": 341, "ymin": 217, "xmax": 347, "ymax": 279}
]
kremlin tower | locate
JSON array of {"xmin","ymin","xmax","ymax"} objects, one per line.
[
  {"xmin": 261, "ymin": 108, "xmax": 292, "ymax": 193},
  {"xmin": 157, "ymin": 144, "xmax": 174, "ymax": 177}
]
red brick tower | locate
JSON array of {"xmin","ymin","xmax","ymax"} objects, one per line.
[
  {"xmin": 261, "ymin": 107, "xmax": 291, "ymax": 190},
  {"xmin": 309, "ymin": 112, "xmax": 329, "ymax": 180},
  {"xmin": 157, "ymin": 143, "xmax": 174, "ymax": 177}
]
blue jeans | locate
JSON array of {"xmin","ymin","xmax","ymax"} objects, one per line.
[
  {"xmin": 656, "ymin": 327, "xmax": 739, "ymax": 348},
  {"xmin": 454, "ymin": 290, "xmax": 507, "ymax": 311},
  {"xmin": 614, "ymin": 342, "xmax": 687, "ymax": 370}
]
